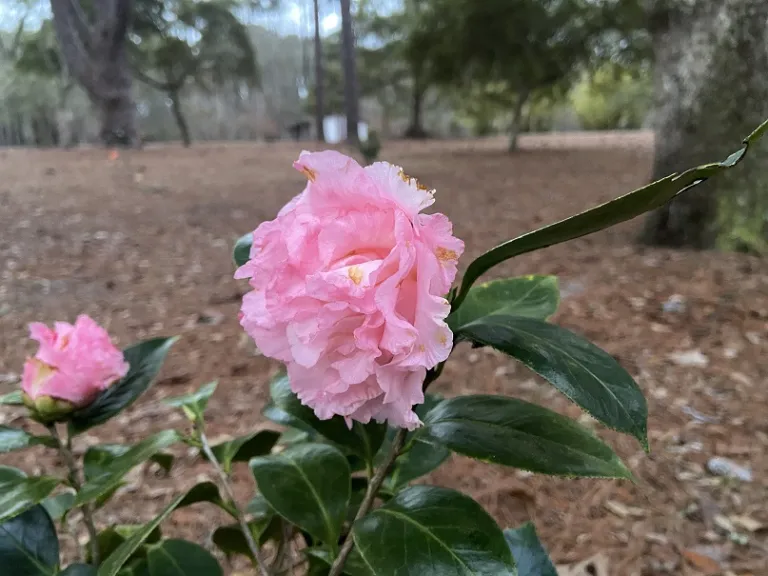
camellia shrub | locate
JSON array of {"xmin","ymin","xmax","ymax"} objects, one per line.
[{"xmin": 1, "ymin": 120, "xmax": 767, "ymax": 576}]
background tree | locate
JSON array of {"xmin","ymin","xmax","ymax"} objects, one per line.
[
  {"xmin": 129, "ymin": 0, "xmax": 260, "ymax": 146},
  {"xmin": 639, "ymin": 0, "xmax": 768, "ymax": 250},
  {"xmin": 339, "ymin": 0, "xmax": 359, "ymax": 143},
  {"xmin": 313, "ymin": 0, "xmax": 325, "ymax": 142},
  {"xmin": 414, "ymin": 0, "xmax": 608, "ymax": 150},
  {"xmin": 49, "ymin": 0, "xmax": 138, "ymax": 146}
]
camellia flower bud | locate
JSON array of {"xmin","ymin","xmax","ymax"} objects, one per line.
[{"xmin": 21, "ymin": 315, "xmax": 129, "ymax": 422}]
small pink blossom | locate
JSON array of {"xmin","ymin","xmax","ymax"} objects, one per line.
[
  {"xmin": 237, "ymin": 151, "xmax": 464, "ymax": 429},
  {"xmin": 22, "ymin": 315, "xmax": 129, "ymax": 417}
]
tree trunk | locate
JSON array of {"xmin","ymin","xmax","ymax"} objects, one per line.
[
  {"xmin": 50, "ymin": 0, "xmax": 139, "ymax": 147},
  {"xmin": 313, "ymin": 0, "xmax": 325, "ymax": 142},
  {"xmin": 405, "ymin": 76, "xmax": 427, "ymax": 139},
  {"xmin": 170, "ymin": 91, "xmax": 191, "ymax": 147},
  {"xmin": 641, "ymin": 0, "xmax": 768, "ymax": 249},
  {"xmin": 508, "ymin": 91, "xmax": 529, "ymax": 152},
  {"xmin": 340, "ymin": 0, "xmax": 360, "ymax": 144}
]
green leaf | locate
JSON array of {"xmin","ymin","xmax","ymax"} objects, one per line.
[
  {"xmin": 458, "ymin": 315, "xmax": 648, "ymax": 448},
  {"xmin": 452, "ymin": 117, "xmax": 768, "ymax": 310},
  {"xmin": 42, "ymin": 491, "xmax": 75, "ymax": 522},
  {"xmin": 385, "ymin": 436, "xmax": 450, "ymax": 491},
  {"xmin": 88, "ymin": 526, "xmax": 162, "ymax": 565},
  {"xmin": 76, "ymin": 431, "xmax": 180, "ymax": 507},
  {"xmin": 305, "ymin": 548, "xmax": 373, "ymax": 576},
  {"xmin": 210, "ymin": 430, "xmax": 280, "ymax": 474},
  {"xmin": 352, "ymin": 485, "xmax": 515, "ymax": 576},
  {"xmin": 250, "ymin": 443, "xmax": 350, "ymax": 546},
  {"xmin": 233, "ymin": 232, "xmax": 253, "ymax": 267},
  {"xmin": 0, "ymin": 466, "xmax": 26, "ymax": 482},
  {"xmin": 423, "ymin": 395, "xmax": 631, "ymax": 478},
  {"xmin": 0, "ymin": 427, "xmax": 57, "ymax": 454},
  {"xmin": 98, "ymin": 482, "xmax": 222, "ymax": 576},
  {"xmin": 0, "ymin": 390, "xmax": 23, "ymax": 405},
  {"xmin": 117, "ymin": 559, "xmax": 150, "ymax": 576},
  {"xmin": 163, "ymin": 381, "xmax": 217, "ymax": 422},
  {"xmin": 504, "ymin": 523, "xmax": 557, "ymax": 576},
  {"xmin": 69, "ymin": 338, "xmax": 178, "ymax": 435},
  {"xmin": 376, "ymin": 395, "xmax": 450, "ymax": 490},
  {"xmin": 60, "ymin": 565, "xmax": 98, "ymax": 576},
  {"xmin": 269, "ymin": 373, "xmax": 380, "ymax": 459},
  {"xmin": 0, "ymin": 476, "xmax": 60, "ymax": 523},
  {"xmin": 0, "ymin": 505, "xmax": 59, "ymax": 576},
  {"xmin": 449, "ymin": 275, "xmax": 560, "ymax": 332},
  {"xmin": 211, "ymin": 516, "xmax": 276, "ymax": 560},
  {"xmin": 84, "ymin": 444, "xmax": 175, "ymax": 482},
  {"xmin": 147, "ymin": 539, "xmax": 222, "ymax": 576}
]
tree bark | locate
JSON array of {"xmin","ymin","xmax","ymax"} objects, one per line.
[
  {"xmin": 641, "ymin": 0, "xmax": 768, "ymax": 249},
  {"xmin": 50, "ymin": 0, "xmax": 139, "ymax": 147},
  {"xmin": 508, "ymin": 90, "xmax": 530, "ymax": 152},
  {"xmin": 340, "ymin": 0, "xmax": 360, "ymax": 144},
  {"xmin": 313, "ymin": 0, "xmax": 325, "ymax": 142},
  {"xmin": 405, "ymin": 74, "xmax": 427, "ymax": 139},
  {"xmin": 169, "ymin": 91, "xmax": 191, "ymax": 147}
]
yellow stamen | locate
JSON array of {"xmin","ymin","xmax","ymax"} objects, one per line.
[
  {"xmin": 300, "ymin": 166, "xmax": 317, "ymax": 182},
  {"xmin": 436, "ymin": 247, "xmax": 458, "ymax": 262},
  {"xmin": 348, "ymin": 266, "xmax": 363, "ymax": 285}
]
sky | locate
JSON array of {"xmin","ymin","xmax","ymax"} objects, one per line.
[{"xmin": 0, "ymin": 0, "xmax": 343, "ymax": 37}]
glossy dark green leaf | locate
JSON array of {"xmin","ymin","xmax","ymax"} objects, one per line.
[
  {"xmin": 146, "ymin": 539, "xmax": 222, "ymax": 576},
  {"xmin": 262, "ymin": 402, "xmax": 315, "ymax": 434},
  {"xmin": 233, "ymin": 232, "xmax": 253, "ymax": 267},
  {"xmin": 305, "ymin": 548, "xmax": 373, "ymax": 576},
  {"xmin": 97, "ymin": 482, "xmax": 222, "ymax": 576},
  {"xmin": 458, "ymin": 315, "xmax": 648, "ymax": 448},
  {"xmin": 162, "ymin": 381, "xmax": 217, "ymax": 422},
  {"xmin": 245, "ymin": 493, "xmax": 272, "ymax": 520},
  {"xmin": 88, "ymin": 526, "xmax": 161, "ymax": 565},
  {"xmin": 385, "ymin": 436, "xmax": 450, "ymax": 491},
  {"xmin": 210, "ymin": 430, "xmax": 280, "ymax": 473},
  {"xmin": 70, "ymin": 338, "xmax": 178, "ymax": 435},
  {"xmin": 504, "ymin": 523, "xmax": 557, "ymax": 576},
  {"xmin": 60, "ymin": 565, "xmax": 98, "ymax": 576},
  {"xmin": 423, "ymin": 395, "xmax": 631, "ymax": 478},
  {"xmin": 352, "ymin": 485, "xmax": 515, "ymax": 575},
  {"xmin": 270, "ymin": 373, "xmax": 382, "ymax": 459},
  {"xmin": 117, "ymin": 559, "xmax": 150, "ymax": 576},
  {"xmin": 84, "ymin": 444, "xmax": 174, "ymax": 482},
  {"xmin": 375, "ymin": 395, "xmax": 450, "ymax": 490},
  {"xmin": 41, "ymin": 491, "xmax": 75, "ymax": 522},
  {"xmin": 0, "ymin": 476, "xmax": 60, "ymax": 523},
  {"xmin": 0, "ymin": 466, "xmax": 26, "ymax": 482},
  {"xmin": 0, "ymin": 390, "xmax": 23, "ymax": 405},
  {"xmin": 250, "ymin": 442, "xmax": 350, "ymax": 546},
  {"xmin": 449, "ymin": 276, "xmax": 559, "ymax": 333},
  {"xmin": 76, "ymin": 431, "xmax": 180, "ymax": 507},
  {"xmin": 452, "ymin": 118, "xmax": 768, "ymax": 310},
  {"xmin": 0, "ymin": 427, "xmax": 56, "ymax": 454},
  {"xmin": 0, "ymin": 504, "xmax": 58, "ymax": 576},
  {"xmin": 211, "ymin": 515, "xmax": 276, "ymax": 560}
]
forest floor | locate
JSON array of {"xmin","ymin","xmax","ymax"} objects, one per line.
[{"xmin": 1, "ymin": 132, "xmax": 767, "ymax": 576}]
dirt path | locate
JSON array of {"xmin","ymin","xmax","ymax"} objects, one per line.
[{"xmin": 1, "ymin": 133, "xmax": 766, "ymax": 574}]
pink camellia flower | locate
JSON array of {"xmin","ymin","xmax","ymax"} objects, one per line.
[
  {"xmin": 237, "ymin": 151, "xmax": 464, "ymax": 429},
  {"xmin": 21, "ymin": 315, "xmax": 129, "ymax": 421}
]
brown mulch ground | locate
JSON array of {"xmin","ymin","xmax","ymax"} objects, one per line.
[{"xmin": 2, "ymin": 132, "xmax": 767, "ymax": 576}]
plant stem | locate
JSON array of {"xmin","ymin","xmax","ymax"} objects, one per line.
[
  {"xmin": 196, "ymin": 422, "xmax": 271, "ymax": 576},
  {"xmin": 47, "ymin": 424, "xmax": 100, "ymax": 565},
  {"xmin": 328, "ymin": 427, "xmax": 408, "ymax": 576}
]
